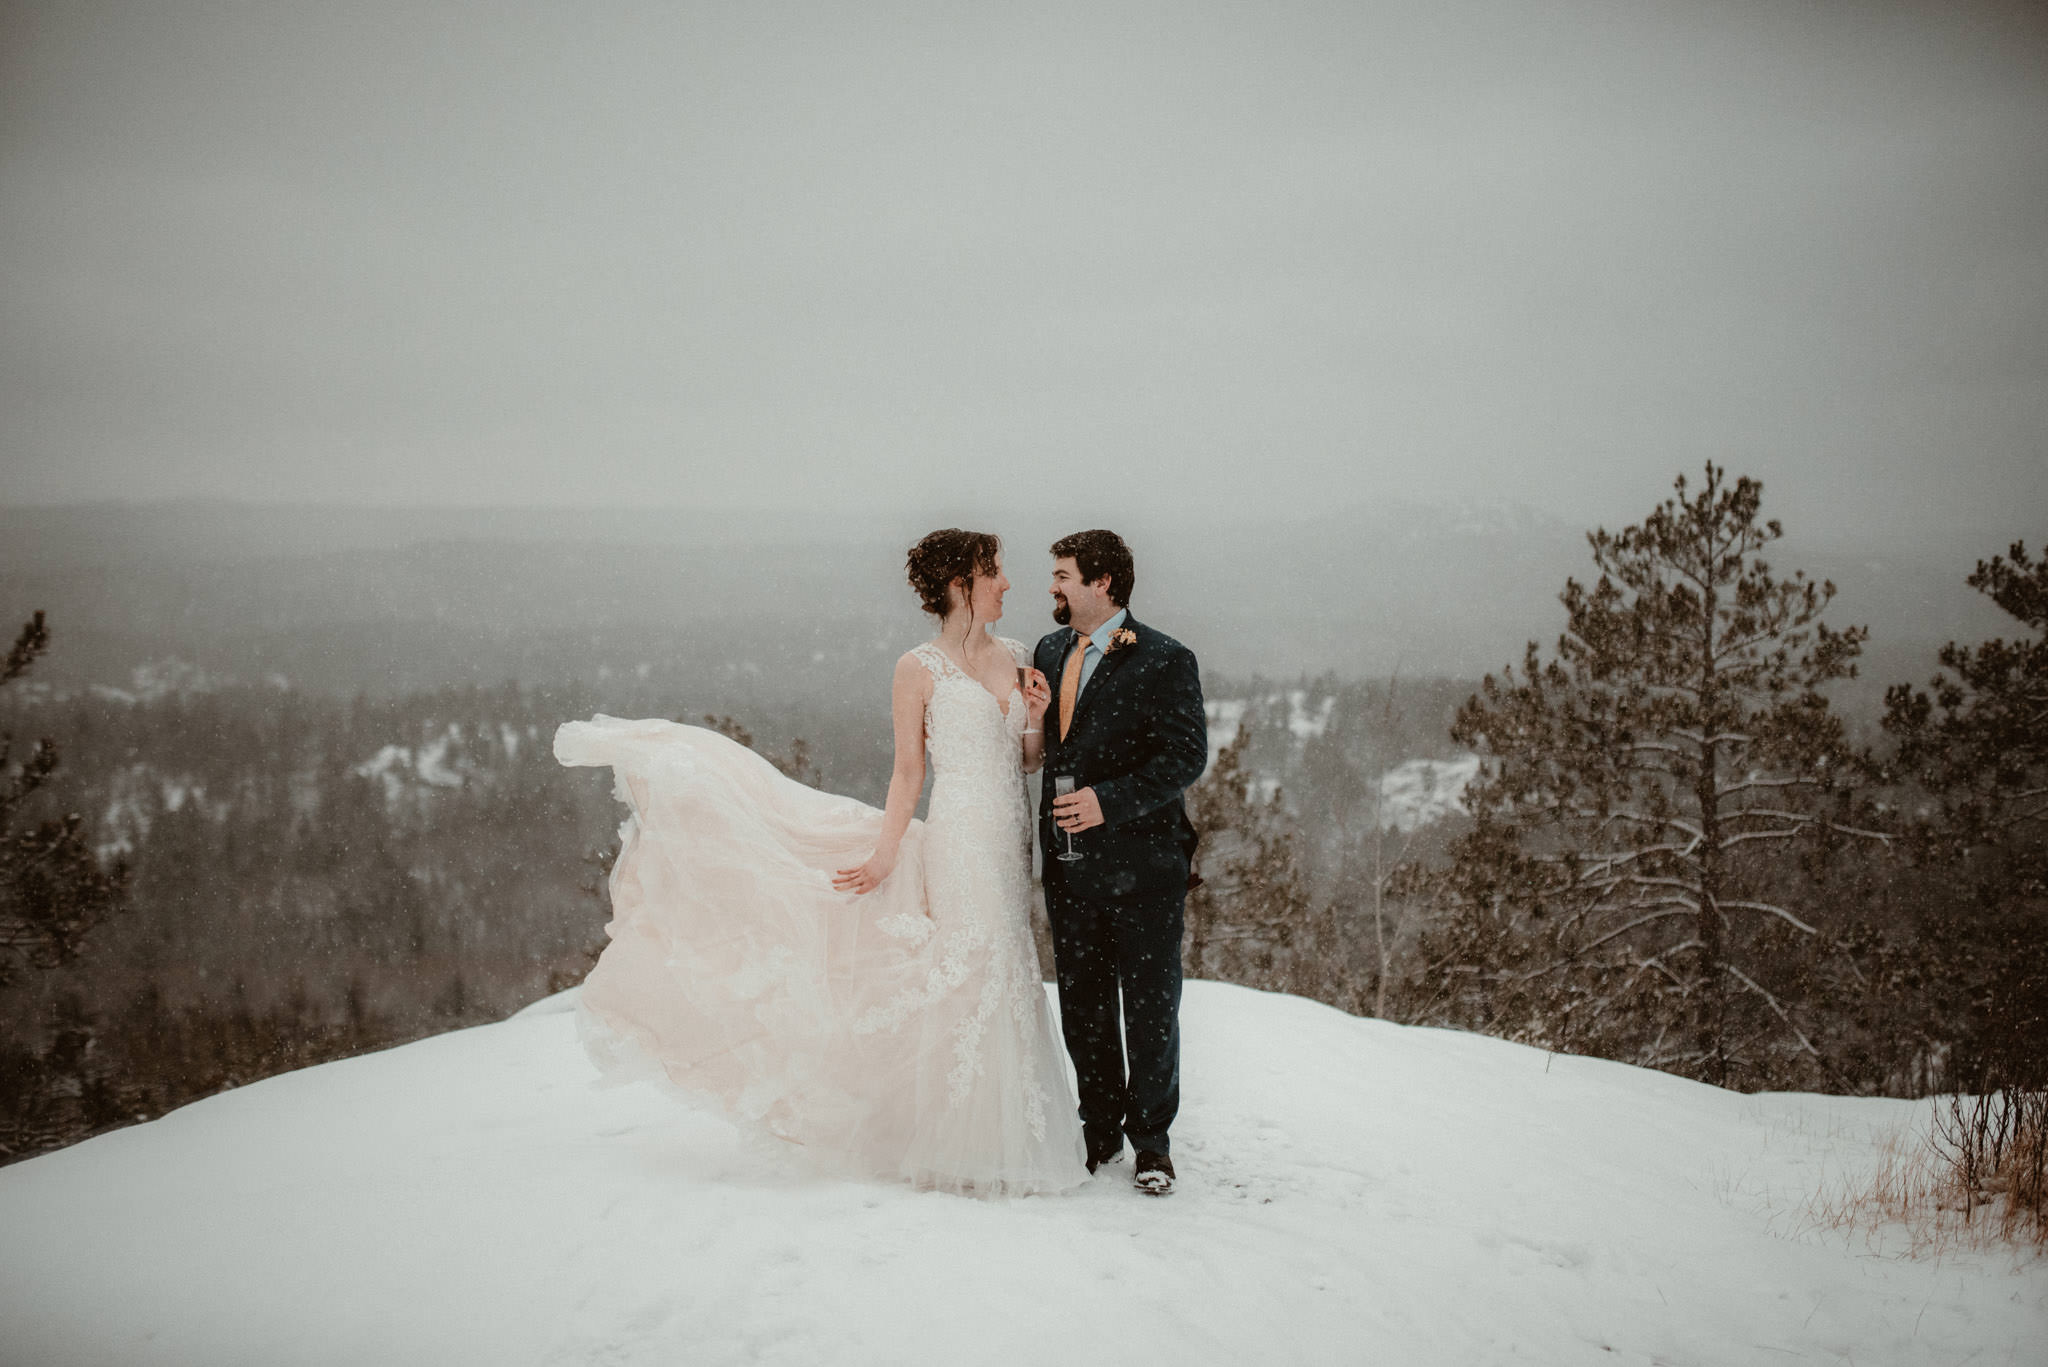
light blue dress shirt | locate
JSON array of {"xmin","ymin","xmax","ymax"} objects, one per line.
[{"xmin": 1074, "ymin": 607, "xmax": 1129, "ymax": 698}]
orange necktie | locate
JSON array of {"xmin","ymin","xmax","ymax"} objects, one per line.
[{"xmin": 1058, "ymin": 633, "xmax": 1090, "ymax": 740}]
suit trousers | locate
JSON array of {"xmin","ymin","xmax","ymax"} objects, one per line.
[{"xmin": 1044, "ymin": 882, "xmax": 1184, "ymax": 1157}]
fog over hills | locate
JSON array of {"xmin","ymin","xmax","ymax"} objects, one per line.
[{"xmin": 0, "ymin": 500, "xmax": 2013, "ymax": 707}]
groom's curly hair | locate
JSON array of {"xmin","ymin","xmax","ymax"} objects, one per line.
[
  {"xmin": 906, "ymin": 529, "xmax": 1002, "ymax": 617},
  {"xmin": 1050, "ymin": 530, "xmax": 1134, "ymax": 608}
]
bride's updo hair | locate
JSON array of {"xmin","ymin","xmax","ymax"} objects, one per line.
[{"xmin": 906, "ymin": 529, "xmax": 1002, "ymax": 617}]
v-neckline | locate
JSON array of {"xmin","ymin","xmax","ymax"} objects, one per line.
[{"xmin": 927, "ymin": 640, "xmax": 1019, "ymax": 721}]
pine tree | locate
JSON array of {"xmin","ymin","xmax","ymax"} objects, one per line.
[
  {"xmin": 1, "ymin": 612, "xmax": 128, "ymax": 987},
  {"xmin": 1183, "ymin": 720, "xmax": 1319, "ymax": 994},
  {"xmin": 0, "ymin": 613, "xmax": 131, "ymax": 1163},
  {"xmin": 1883, "ymin": 540, "xmax": 2047, "ymax": 1088},
  {"xmin": 1416, "ymin": 465, "xmax": 1888, "ymax": 1086}
]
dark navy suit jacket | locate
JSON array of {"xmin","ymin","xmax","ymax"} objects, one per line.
[{"xmin": 1035, "ymin": 614, "xmax": 1207, "ymax": 900}]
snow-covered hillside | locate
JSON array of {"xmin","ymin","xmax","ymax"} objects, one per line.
[
  {"xmin": 1, "ymin": 983, "xmax": 2040, "ymax": 1366},
  {"xmin": 1377, "ymin": 754, "xmax": 1482, "ymax": 831}
]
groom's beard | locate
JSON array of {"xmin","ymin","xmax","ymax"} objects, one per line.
[{"xmin": 1052, "ymin": 597, "xmax": 1072, "ymax": 626}]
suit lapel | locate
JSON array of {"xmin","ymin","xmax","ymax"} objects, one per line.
[{"xmin": 1069, "ymin": 614, "xmax": 1140, "ymax": 736}]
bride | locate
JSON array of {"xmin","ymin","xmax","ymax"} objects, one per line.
[{"xmin": 552, "ymin": 529, "xmax": 1090, "ymax": 1197}]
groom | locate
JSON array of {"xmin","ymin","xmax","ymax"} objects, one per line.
[{"xmin": 1036, "ymin": 530, "xmax": 1207, "ymax": 1196}]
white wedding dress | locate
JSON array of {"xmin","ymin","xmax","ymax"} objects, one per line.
[{"xmin": 552, "ymin": 636, "xmax": 1089, "ymax": 1198}]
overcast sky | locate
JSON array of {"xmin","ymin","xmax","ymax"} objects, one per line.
[{"xmin": 2, "ymin": 1, "xmax": 2043, "ymax": 551}]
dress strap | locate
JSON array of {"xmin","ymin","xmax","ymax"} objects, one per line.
[{"xmin": 909, "ymin": 641, "xmax": 954, "ymax": 682}]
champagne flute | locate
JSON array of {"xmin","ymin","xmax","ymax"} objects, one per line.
[{"xmin": 1053, "ymin": 775, "xmax": 1083, "ymax": 862}]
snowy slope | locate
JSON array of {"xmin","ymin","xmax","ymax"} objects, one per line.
[{"xmin": 1, "ymin": 982, "xmax": 2041, "ymax": 1366}]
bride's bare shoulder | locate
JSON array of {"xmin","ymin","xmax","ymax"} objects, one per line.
[
  {"xmin": 995, "ymin": 635, "xmax": 1030, "ymax": 666},
  {"xmin": 895, "ymin": 644, "xmax": 939, "ymax": 692}
]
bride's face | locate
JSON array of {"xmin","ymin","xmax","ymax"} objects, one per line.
[{"xmin": 959, "ymin": 555, "xmax": 1010, "ymax": 623}]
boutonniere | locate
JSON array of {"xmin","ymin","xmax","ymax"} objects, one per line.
[{"xmin": 1105, "ymin": 627, "xmax": 1138, "ymax": 652}]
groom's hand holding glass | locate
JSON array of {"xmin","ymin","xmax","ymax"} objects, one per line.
[{"xmin": 1052, "ymin": 785, "xmax": 1104, "ymax": 832}]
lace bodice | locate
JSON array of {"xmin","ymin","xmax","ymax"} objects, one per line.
[{"xmin": 908, "ymin": 636, "xmax": 1030, "ymax": 800}]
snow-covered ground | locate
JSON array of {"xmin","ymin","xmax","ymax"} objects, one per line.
[{"xmin": 1, "ymin": 982, "xmax": 2041, "ymax": 1366}]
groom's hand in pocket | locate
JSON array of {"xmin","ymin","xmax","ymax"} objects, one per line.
[{"xmin": 1053, "ymin": 786, "xmax": 1104, "ymax": 833}]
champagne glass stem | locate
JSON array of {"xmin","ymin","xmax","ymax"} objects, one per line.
[{"xmin": 1054, "ymin": 775, "xmax": 1082, "ymax": 861}]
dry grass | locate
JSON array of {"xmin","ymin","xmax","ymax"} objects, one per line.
[
  {"xmin": 1802, "ymin": 1090, "xmax": 2047, "ymax": 1257},
  {"xmin": 1933, "ymin": 1086, "xmax": 2048, "ymax": 1246}
]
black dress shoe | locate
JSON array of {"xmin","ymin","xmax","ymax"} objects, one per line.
[
  {"xmin": 1133, "ymin": 1150, "xmax": 1175, "ymax": 1196},
  {"xmin": 1086, "ymin": 1137, "xmax": 1124, "ymax": 1175}
]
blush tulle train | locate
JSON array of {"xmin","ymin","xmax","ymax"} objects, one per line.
[{"xmin": 555, "ymin": 697, "xmax": 1088, "ymax": 1198}]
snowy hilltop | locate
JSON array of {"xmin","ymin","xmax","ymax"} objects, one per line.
[{"xmin": 1, "ymin": 982, "xmax": 2041, "ymax": 1366}]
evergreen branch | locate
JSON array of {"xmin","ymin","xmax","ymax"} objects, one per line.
[
  {"xmin": 1642, "ymin": 1023, "xmax": 1673, "ymax": 1065},
  {"xmin": 1570, "ymin": 908, "xmax": 1699, "ymax": 957},
  {"xmin": 1621, "ymin": 681, "xmax": 1705, "ymax": 704},
  {"xmin": 1667, "ymin": 558, "xmax": 1711, "ymax": 594},
  {"xmin": 1564, "ymin": 807, "xmax": 1705, "ymax": 841},
  {"xmin": 1582, "ymin": 873, "xmax": 1699, "ymax": 900},
  {"xmin": 1715, "ymin": 899, "xmax": 1820, "ymax": 935},
  {"xmin": 1722, "ymin": 965, "xmax": 1836, "ymax": 1081},
  {"xmin": 1711, "ymin": 630, "xmax": 1790, "ymax": 662},
  {"xmin": 1669, "ymin": 728, "xmax": 1754, "ymax": 746},
  {"xmin": 1728, "ymin": 807, "xmax": 1892, "ymax": 842},
  {"xmin": 1574, "ymin": 839, "xmax": 1703, "ymax": 870},
  {"xmin": 1996, "ymin": 800, "xmax": 2048, "ymax": 832},
  {"xmin": 1616, "ymin": 756, "xmax": 1690, "ymax": 785},
  {"xmin": 1635, "ymin": 941, "xmax": 1703, "ymax": 989},
  {"xmin": 1532, "ymin": 845, "xmax": 1704, "ymax": 880},
  {"xmin": 1714, "ymin": 775, "xmax": 1821, "ymax": 799},
  {"xmin": 1716, "ymin": 826, "xmax": 1816, "ymax": 851}
]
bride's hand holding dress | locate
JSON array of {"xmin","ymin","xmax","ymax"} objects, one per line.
[{"xmin": 831, "ymin": 648, "xmax": 933, "ymax": 898}]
